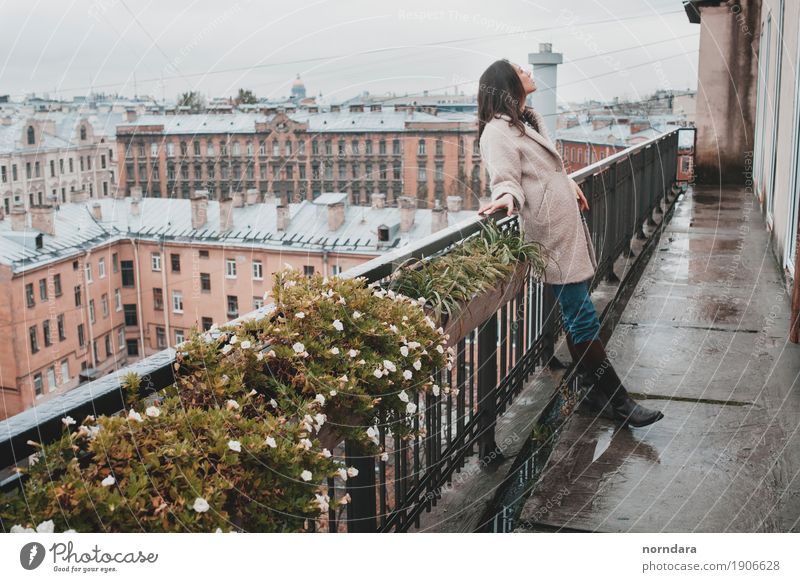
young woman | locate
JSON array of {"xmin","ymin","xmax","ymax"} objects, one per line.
[{"xmin": 476, "ymin": 59, "xmax": 663, "ymax": 428}]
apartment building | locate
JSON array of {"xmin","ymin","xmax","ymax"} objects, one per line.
[
  {"xmin": 0, "ymin": 191, "xmax": 474, "ymax": 419},
  {"xmin": 115, "ymin": 105, "xmax": 484, "ymax": 210}
]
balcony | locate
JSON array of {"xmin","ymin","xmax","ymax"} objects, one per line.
[{"xmin": 1, "ymin": 129, "xmax": 691, "ymax": 532}]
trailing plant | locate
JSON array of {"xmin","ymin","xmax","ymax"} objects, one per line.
[{"xmin": 387, "ymin": 220, "xmax": 548, "ymax": 322}]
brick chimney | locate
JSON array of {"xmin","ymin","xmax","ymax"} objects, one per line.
[
  {"xmin": 30, "ymin": 205, "xmax": 55, "ymax": 235},
  {"xmin": 232, "ymin": 191, "xmax": 245, "ymax": 208},
  {"xmin": 446, "ymin": 195, "xmax": 463, "ymax": 212},
  {"xmin": 191, "ymin": 190, "xmax": 209, "ymax": 230},
  {"xmin": 219, "ymin": 197, "xmax": 234, "ymax": 233},
  {"xmin": 276, "ymin": 204, "xmax": 290, "ymax": 231},
  {"xmin": 10, "ymin": 204, "xmax": 26, "ymax": 231},
  {"xmin": 371, "ymin": 192, "xmax": 386, "ymax": 209},
  {"xmin": 431, "ymin": 199, "xmax": 448, "ymax": 233},
  {"xmin": 130, "ymin": 186, "xmax": 143, "ymax": 201},
  {"xmin": 91, "ymin": 202, "xmax": 103, "ymax": 221},
  {"xmin": 328, "ymin": 201, "xmax": 345, "ymax": 232},
  {"xmin": 245, "ymin": 188, "xmax": 260, "ymax": 205},
  {"xmin": 125, "ymin": 109, "xmax": 137, "ymax": 123},
  {"xmin": 399, "ymin": 196, "xmax": 416, "ymax": 232},
  {"xmin": 71, "ymin": 189, "xmax": 89, "ymax": 203},
  {"xmin": 263, "ymin": 191, "xmax": 277, "ymax": 205}
]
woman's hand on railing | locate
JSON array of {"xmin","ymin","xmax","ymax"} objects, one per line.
[
  {"xmin": 572, "ymin": 179, "xmax": 589, "ymax": 212},
  {"xmin": 478, "ymin": 193, "xmax": 516, "ymax": 218}
]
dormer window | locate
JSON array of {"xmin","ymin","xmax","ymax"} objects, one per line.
[
  {"xmin": 80, "ymin": 125, "xmax": 87, "ymax": 140},
  {"xmin": 27, "ymin": 126, "xmax": 35, "ymax": 145}
]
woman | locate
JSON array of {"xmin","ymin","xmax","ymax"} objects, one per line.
[{"xmin": 476, "ymin": 59, "xmax": 663, "ymax": 428}]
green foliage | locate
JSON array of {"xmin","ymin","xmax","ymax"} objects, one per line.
[{"xmin": 234, "ymin": 88, "xmax": 257, "ymax": 105}]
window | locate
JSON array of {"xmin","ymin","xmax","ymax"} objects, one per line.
[
  {"xmin": 170, "ymin": 253, "xmax": 181, "ymax": 272},
  {"xmin": 201, "ymin": 317, "xmax": 213, "ymax": 331},
  {"xmin": 126, "ymin": 339, "xmax": 139, "ymax": 357},
  {"xmin": 199, "ymin": 249, "xmax": 209, "ymax": 259},
  {"xmin": 418, "ymin": 167, "xmax": 427, "ymax": 181},
  {"xmin": 175, "ymin": 329, "xmax": 185, "ymax": 345},
  {"xmin": 33, "ymin": 373, "xmax": 43, "ymax": 397},
  {"xmin": 153, "ymin": 287, "xmax": 164, "ymax": 310},
  {"xmin": 117, "ymin": 328, "xmax": 125, "ymax": 351},
  {"xmin": 74, "ymin": 285, "xmax": 82, "ymax": 307},
  {"xmin": 200, "ymin": 272, "xmax": 211, "ymax": 292},
  {"xmin": 53, "ymin": 273, "xmax": 62, "ymax": 296},
  {"xmin": 172, "ymin": 291, "xmax": 183, "ymax": 313},
  {"xmin": 98, "ymin": 294, "xmax": 108, "ymax": 318},
  {"xmin": 27, "ymin": 126, "xmax": 35, "ymax": 145},
  {"xmin": 226, "ymin": 258, "xmax": 237, "ymax": 278},
  {"xmin": 93, "ymin": 339, "xmax": 99, "ymax": 364},
  {"xmin": 105, "ymin": 334, "xmax": 112, "ymax": 357},
  {"xmin": 121, "ymin": 260, "xmax": 135, "ymax": 287},
  {"xmin": 57, "ymin": 314, "xmax": 66, "ymax": 341},
  {"xmin": 393, "ymin": 139, "xmax": 401, "ymax": 155},
  {"xmin": 253, "ymin": 296, "xmax": 264, "ymax": 310},
  {"xmin": 227, "ymin": 295, "xmax": 239, "ymax": 317},
  {"xmin": 193, "ymin": 141, "xmax": 201, "ymax": 156},
  {"xmin": 61, "ymin": 360, "xmax": 69, "ymax": 384},
  {"xmin": 43, "ymin": 320, "xmax": 52, "ymax": 347},
  {"xmin": 252, "ymin": 260, "xmax": 263, "ymax": 280},
  {"xmin": 25, "ymin": 283, "xmax": 35, "ymax": 307},
  {"xmin": 156, "ymin": 326, "xmax": 167, "ymax": 349},
  {"xmin": 98, "ymin": 257, "xmax": 106, "ymax": 279},
  {"xmin": 89, "ymin": 299, "xmax": 95, "ymax": 323},
  {"xmin": 123, "ymin": 304, "xmax": 138, "ymax": 326},
  {"xmin": 30, "ymin": 325, "xmax": 39, "ymax": 353},
  {"xmin": 78, "ymin": 324, "xmax": 85, "ymax": 347},
  {"xmin": 85, "ymin": 261, "xmax": 93, "ymax": 283},
  {"xmin": 114, "ymin": 289, "xmax": 122, "ymax": 311},
  {"xmin": 151, "ymin": 252, "xmax": 162, "ymax": 271},
  {"xmin": 304, "ymin": 265, "xmax": 315, "ymax": 277}
]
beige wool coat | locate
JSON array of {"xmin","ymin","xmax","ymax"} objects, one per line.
[{"xmin": 479, "ymin": 106, "xmax": 598, "ymax": 284}]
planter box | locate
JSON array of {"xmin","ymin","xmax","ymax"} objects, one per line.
[{"xmin": 435, "ymin": 261, "xmax": 531, "ymax": 347}]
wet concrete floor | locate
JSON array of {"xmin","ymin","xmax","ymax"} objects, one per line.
[{"xmin": 516, "ymin": 185, "xmax": 800, "ymax": 532}]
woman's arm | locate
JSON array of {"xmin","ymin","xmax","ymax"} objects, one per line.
[{"xmin": 477, "ymin": 125, "xmax": 525, "ymax": 216}]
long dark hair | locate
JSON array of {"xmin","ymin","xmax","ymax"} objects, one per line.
[{"xmin": 477, "ymin": 59, "xmax": 532, "ymax": 141}]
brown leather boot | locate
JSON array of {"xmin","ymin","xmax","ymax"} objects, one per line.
[{"xmin": 571, "ymin": 338, "xmax": 664, "ymax": 428}]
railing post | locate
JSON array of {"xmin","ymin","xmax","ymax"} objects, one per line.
[
  {"xmin": 344, "ymin": 440, "xmax": 377, "ymax": 532},
  {"xmin": 477, "ymin": 312, "xmax": 498, "ymax": 461}
]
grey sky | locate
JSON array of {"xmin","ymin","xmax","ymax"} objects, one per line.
[{"xmin": 0, "ymin": 0, "xmax": 699, "ymax": 104}]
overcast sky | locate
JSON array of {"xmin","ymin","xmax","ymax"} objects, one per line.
[{"xmin": 0, "ymin": 0, "xmax": 699, "ymax": 104}]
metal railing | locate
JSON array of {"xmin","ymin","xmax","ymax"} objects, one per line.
[{"xmin": 0, "ymin": 128, "xmax": 684, "ymax": 532}]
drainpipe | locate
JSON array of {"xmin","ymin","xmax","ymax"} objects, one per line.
[
  {"xmin": 84, "ymin": 248, "xmax": 96, "ymax": 369},
  {"xmin": 159, "ymin": 236, "xmax": 171, "ymax": 348},
  {"xmin": 128, "ymin": 237, "xmax": 146, "ymax": 357}
]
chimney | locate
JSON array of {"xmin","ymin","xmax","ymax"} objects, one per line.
[
  {"xmin": 232, "ymin": 191, "xmax": 245, "ymax": 208},
  {"xmin": 276, "ymin": 204, "xmax": 290, "ymax": 231},
  {"xmin": 399, "ymin": 196, "xmax": 416, "ymax": 232},
  {"xmin": 125, "ymin": 109, "xmax": 137, "ymax": 123},
  {"xmin": 528, "ymin": 43, "xmax": 563, "ymax": 139},
  {"xmin": 29, "ymin": 205, "xmax": 55, "ymax": 236},
  {"xmin": 10, "ymin": 205, "xmax": 26, "ymax": 231},
  {"xmin": 71, "ymin": 189, "xmax": 89, "ymax": 203},
  {"xmin": 91, "ymin": 202, "xmax": 103, "ymax": 221},
  {"xmin": 431, "ymin": 199, "xmax": 448, "ymax": 233},
  {"xmin": 370, "ymin": 192, "xmax": 386, "ymax": 209},
  {"xmin": 263, "ymin": 191, "xmax": 277, "ymax": 205},
  {"xmin": 327, "ymin": 201, "xmax": 345, "ymax": 232},
  {"xmin": 446, "ymin": 195, "xmax": 463, "ymax": 213},
  {"xmin": 246, "ymin": 188, "xmax": 260, "ymax": 205},
  {"xmin": 130, "ymin": 186, "xmax": 143, "ymax": 201},
  {"xmin": 191, "ymin": 190, "xmax": 209, "ymax": 230},
  {"xmin": 219, "ymin": 197, "xmax": 234, "ymax": 233}
]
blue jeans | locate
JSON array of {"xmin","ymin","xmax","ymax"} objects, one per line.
[{"xmin": 550, "ymin": 280, "xmax": 601, "ymax": 344}]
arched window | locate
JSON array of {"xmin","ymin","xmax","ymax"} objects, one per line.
[
  {"xmin": 80, "ymin": 125, "xmax": 87, "ymax": 140},
  {"xmin": 27, "ymin": 126, "xmax": 35, "ymax": 145}
]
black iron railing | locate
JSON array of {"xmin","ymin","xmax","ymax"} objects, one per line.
[{"xmin": 0, "ymin": 128, "xmax": 685, "ymax": 533}]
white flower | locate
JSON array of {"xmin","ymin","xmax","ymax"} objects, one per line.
[
  {"xmin": 413, "ymin": 359, "xmax": 422, "ymax": 371},
  {"xmin": 226, "ymin": 399, "xmax": 240, "ymax": 411},
  {"xmin": 357, "ymin": 358, "xmax": 366, "ymax": 365},
  {"xmin": 417, "ymin": 297, "xmax": 426, "ymax": 305},
  {"xmin": 269, "ymin": 398, "xmax": 278, "ymax": 408},
  {"xmin": 267, "ymin": 350, "xmax": 277, "ymax": 358},
  {"xmin": 389, "ymin": 324, "xmax": 398, "ymax": 333},
  {"xmin": 366, "ymin": 426, "xmax": 378, "ymax": 439},
  {"xmin": 337, "ymin": 467, "xmax": 349, "ymax": 481},
  {"xmin": 398, "ymin": 390, "xmax": 409, "ymax": 403},
  {"xmin": 348, "ymin": 349, "xmax": 359, "ymax": 358},
  {"xmin": 406, "ymin": 402, "xmax": 417, "ymax": 414},
  {"xmin": 329, "ymin": 347, "xmax": 340, "ymax": 355},
  {"xmin": 221, "ymin": 344, "xmax": 233, "ymax": 355},
  {"xmin": 383, "ymin": 359, "xmax": 396, "ymax": 372},
  {"xmin": 295, "ymin": 312, "xmax": 306, "ymax": 319},
  {"xmin": 193, "ymin": 497, "xmax": 210, "ymax": 513},
  {"xmin": 436, "ymin": 344, "xmax": 445, "ymax": 354},
  {"xmin": 403, "ymin": 370, "xmax": 413, "ymax": 380},
  {"xmin": 400, "ymin": 346, "xmax": 409, "ymax": 357},
  {"xmin": 380, "ymin": 452, "xmax": 389, "ymax": 462},
  {"xmin": 128, "ymin": 410, "xmax": 143, "ymax": 423},
  {"xmin": 332, "ymin": 319, "xmax": 343, "ymax": 331},
  {"xmin": 432, "ymin": 384, "xmax": 441, "ymax": 397},
  {"xmin": 10, "ymin": 525, "xmax": 35, "ymax": 533},
  {"xmin": 36, "ymin": 520, "xmax": 55, "ymax": 533},
  {"xmin": 240, "ymin": 340, "xmax": 252, "ymax": 350},
  {"xmin": 329, "ymin": 389, "xmax": 338, "ymax": 397},
  {"xmin": 229, "ymin": 334, "xmax": 239, "ymax": 344},
  {"xmin": 315, "ymin": 493, "xmax": 330, "ymax": 513},
  {"xmin": 265, "ymin": 436, "xmax": 277, "ymax": 448},
  {"xmin": 373, "ymin": 368, "xmax": 383, "ymax": 378},
  {"xmin": 300, "ymin": 470, "xmax": 313, "ymax": 482},
  {"xmin": 145, "ymin": 406, "xmax": 161, "ymax": 418},
  {"xmin": 408, "ymin": 341, "xmax": 421, "ymax": 349},
  {"xmin": 346, "ymin": 466, "xmax": 359, "ymax": 478},
  {"xmin": 62, "ymin": 416, "xmax": 76, "ymax": 427},
  {"xmin": 321, "ymin": 448, "xmax": 332, "ymax": 458},
  {"xmin": 228, "ymin": 440, "xmax": 242, "ymax": 452},
  {"xmin": 314, "ymin": 413, "xmax": 326, "ymax": 427},
  {"xmin": 256, "ymin": 351, "xmax": 264, "ymax": 361},
  {"xmin": 353, "ymin": 311, "xmax": 362, "ymax": 319},
  {"xmin": 292, "ymin": 342, "xmax": 306, "ymax": 353},
  {"xmin": 101, "ymin": 475, "xmax": 115, "ymax": 487},
  {"xmin": 298, "ymin": 438, "xmax": 312, "ymax": 450},
  {"xmin": 315, "ymin": 394, "xmax": 326, "ymax": 406}
]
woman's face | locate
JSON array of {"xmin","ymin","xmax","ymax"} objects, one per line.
[{"xmin": 513, "ymin": 62, "xmax": 536, "ymax": 97}]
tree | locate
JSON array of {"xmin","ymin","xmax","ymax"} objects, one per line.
[
  {"xmin": 177, "ymin": 91, "xmax": 204, "ymax": 110},
  {"xmin": 235, "ymin": 88, "xmax": 257, "ymax": 105}
]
